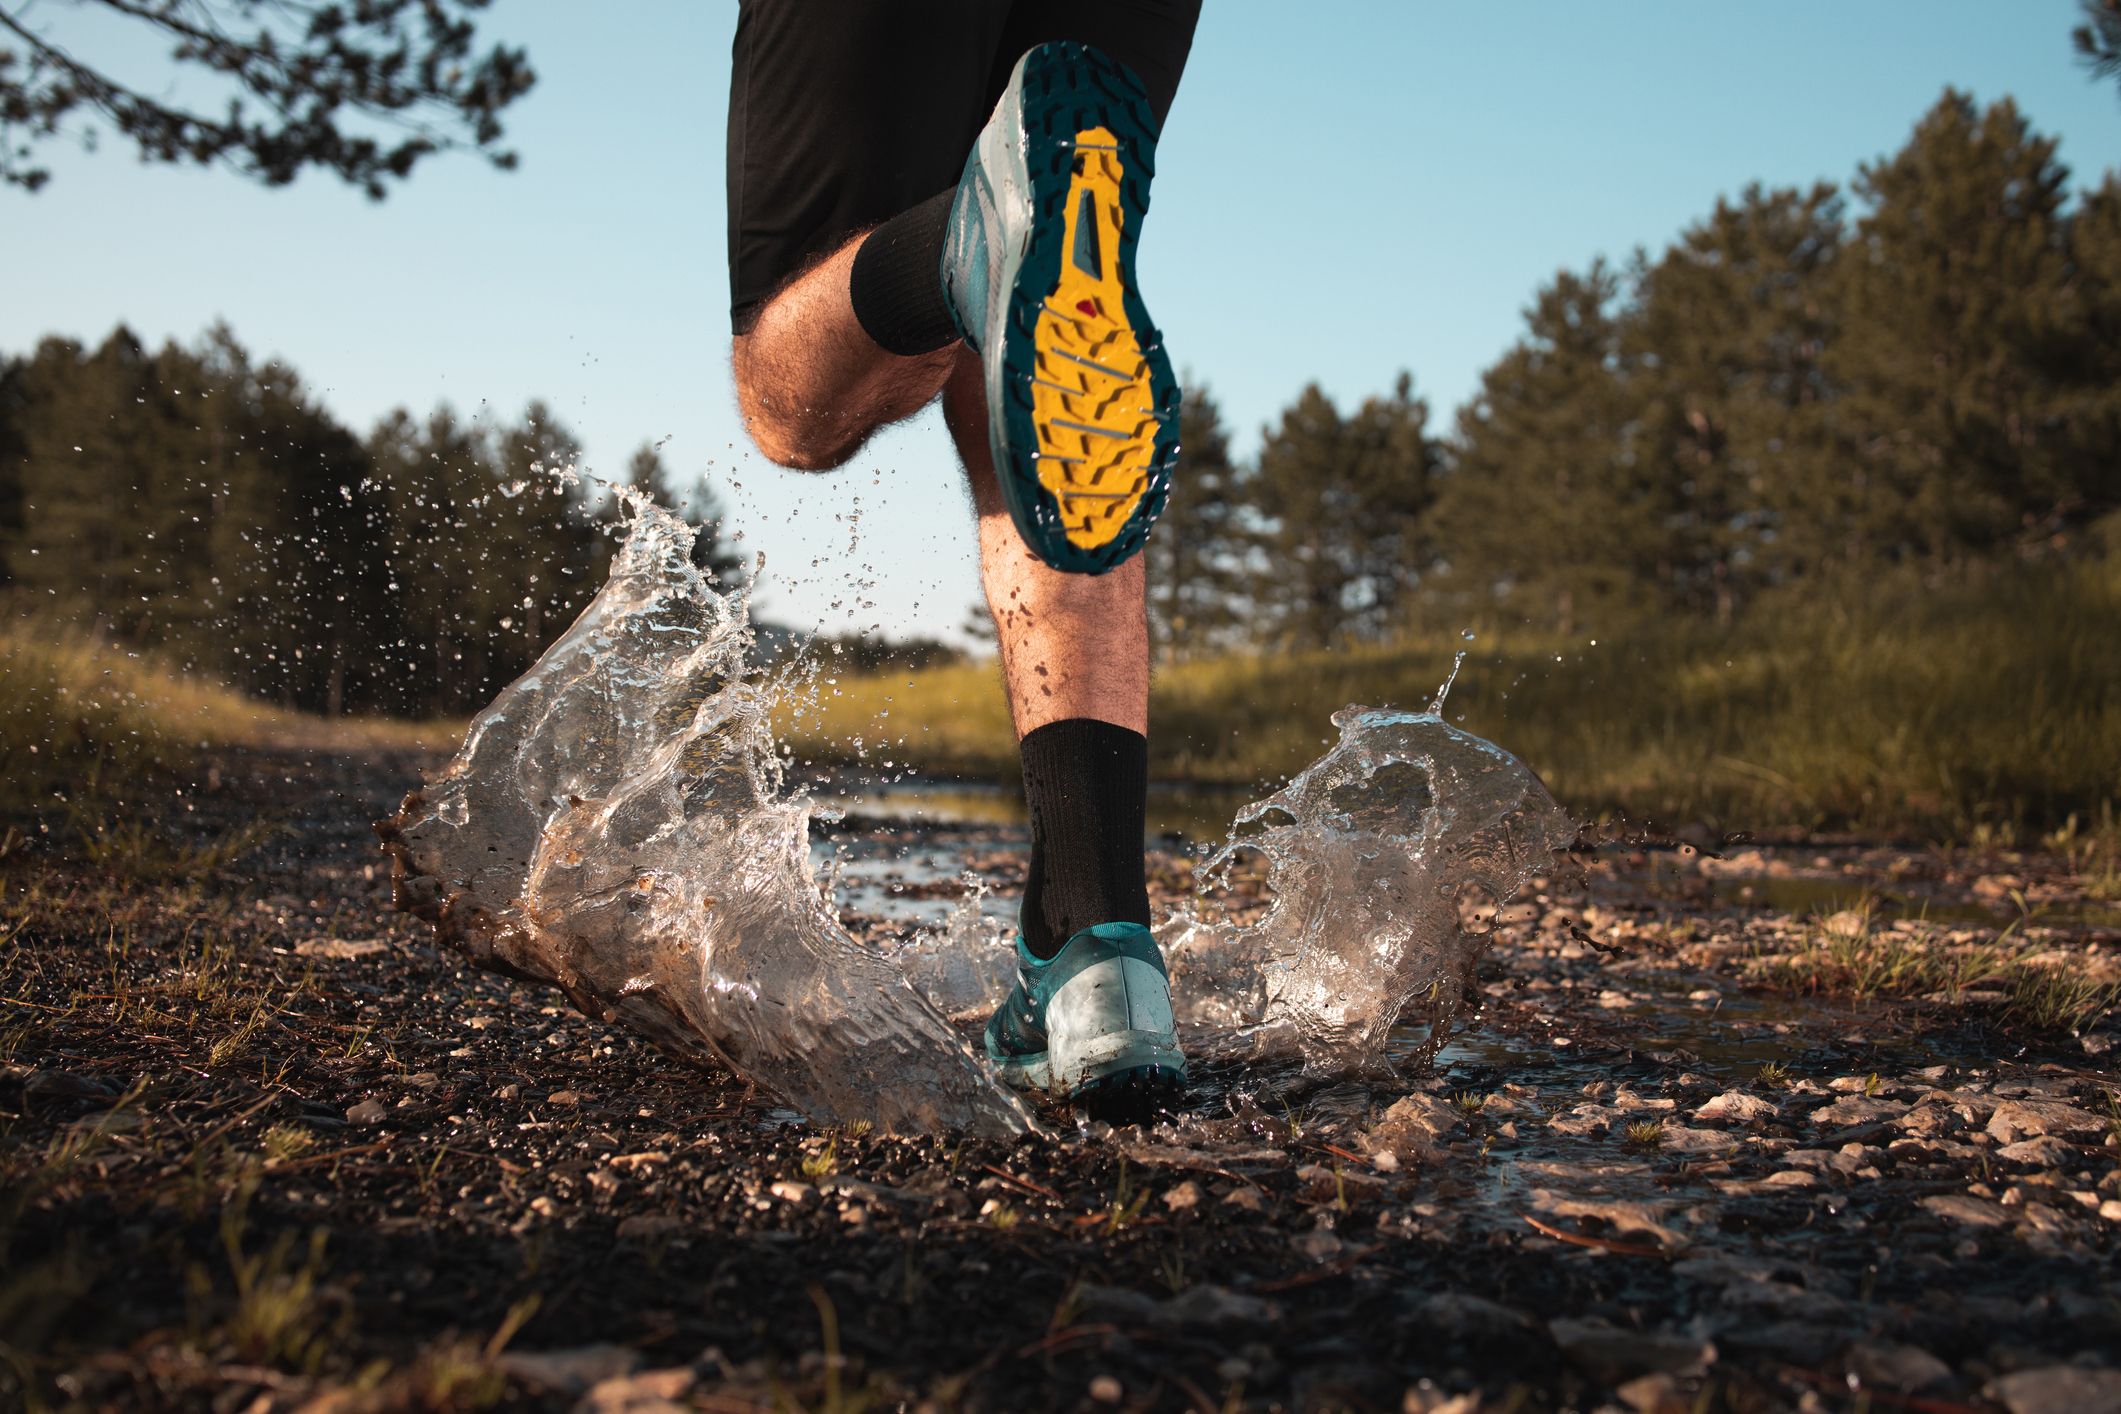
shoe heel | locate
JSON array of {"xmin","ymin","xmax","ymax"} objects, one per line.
[{"xmin": 1045, "ymin": 953, "xmax": 1184, "ymax": 1096}]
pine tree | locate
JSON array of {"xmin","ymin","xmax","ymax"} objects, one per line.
[
  {"xmin": 1144, "ymin": 385, "xmax": 1255, "ymax": 657},
  {"xmin": 1251, "ymin": 374, "xmax": 1438, "ymax": 645},
  {"xmin": 1627, "ymin": 183, "xmax": 1845, "ymax": 611},
  {"xmin": 0, "ymin": 357, "xmax": 26, "ymax": 575},
  {"xmin": 2057, "ymin": 173, "xmax": 2121, "ymax": 523},
  {"xmin": 1432, "ymin": 264, "xmax": 1660, "ymax": 631},
  {"xmin": 2077, "ymin": 0, "xmax": 2121, "ymax": 100},
  {"xmin": 1821, "ymin": 92, "xmax": 2081, "ymax": 567}
]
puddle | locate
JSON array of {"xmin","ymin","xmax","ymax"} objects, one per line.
[
  {"xmin": 818, "ymin": 778, "xmax": 1260, "ymax": 843},
  {"xmin": 815, "ymin": 835, "xmax": 1018, "ymax": 928}
]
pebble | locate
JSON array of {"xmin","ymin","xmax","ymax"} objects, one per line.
[
  {"xmin": 1987, "ymin": 1100, "xmax": 2105, "ymax": 1145},
  {"xmin": 1375, "ymin": 1093, "xmax": 1460, "ymax": 1145},
  {"xmin": 293, "ymin": 937, "xmax": 387, "ymax": 959},
  {"xmin": 1987, "ymin": 1365, "xmax": 2121, "ymax": 1414},
  {"xmin": 1088, "ymin": 1374, "xmax": 1124, "ymax": 1404},
  {"xmin": 1920, "ymin": 1193, "xmax": 2008, "ymax": 1227},
  {"xmin": 1403, "ymin": 1390, "xmax": 1483, "ymax": 1414},
  {"xmin": 1293, "ymin": 1228, "xmax": 1345, "ymax": 1262},
  {"xmin": 1812, "ymin": 1095, "xmax": 1909, "ymax": 1127},
  {"xmin": 1162, "ymin": 1180, "xmax": 1201, "ymax": 1212},
  {"xmin": 1549, "ymin": 1317, "xmax": 1716, "ymax": 1383},
  {"xmin": 1157, "ymin": 1284, "xmax": 1280, "ymax": 1329},
  {"xmin": 1841, "ymin": 1340, "xmax": 1954, "ymax": 1392},
  {"xmin": 497, "ymin": 1344, "xmax": 640, "ymax": 1396},
  {"xmin": 1414, "ymin": 1291, "xmax": 1540, "ymax": 1339},
  {"xmin": 1997, "ymin": 1136, "xmax": 2079, "ymax": 1167},
  {"xmin": 581, "ymin": 1366, "xmax": 695, "ymax": 1413},
  {"xmin": 1693, "ymin": 1091, "xmax": 1776, "ymax": 1124},
  {"xmin": 1657, "ymin": 1125, "xmax": 1737, "ymax": 1155},
  {"xmin": 19, "ymin": 1069, "xmax": 117, "ymax": 1101},
  {"xmin": 345, "ymin": 1098, "xmax": 386, "ymax": 1126}
]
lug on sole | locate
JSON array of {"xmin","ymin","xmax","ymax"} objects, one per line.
[
  {"xmin": 1000, "ymin": 45, "xmax": 1179, "ymax": 574},
  {"xmin": 988, "ymin": 1040, "xmax": 1187, "ymax": 1113},
  {"xmin": 1073, "ymin": 1062, "xmax": 1185, "ymax": 1122}
]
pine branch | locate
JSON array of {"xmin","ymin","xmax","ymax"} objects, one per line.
[{"xmin": 0, "ymin": 0, "xmax": 532, "ymax": 195}]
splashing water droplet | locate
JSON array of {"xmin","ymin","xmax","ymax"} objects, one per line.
[
  {"xmin": 1162, "ymin": 706, "xmax": 1572, "ymax": 1071},
  {"xmin": 379, "ymin": 502, "xmax": 1572, "ymax": 1131},
  {"xmin": 1428, "ymin": 650, "xmax": 1466, "ymax": 715},
  {"xmin": 378, "ymin": 493, "xmax": 1033, "ymax": 1136}
]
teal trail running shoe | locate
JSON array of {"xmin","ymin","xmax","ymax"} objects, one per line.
[
  {"xmin": 942, "ymin": 41, "xmax": 1180, "ymax": 575},
  {"xmin": 984, "ymin": 922, "xmax": 1186, "ymax": 1108}
]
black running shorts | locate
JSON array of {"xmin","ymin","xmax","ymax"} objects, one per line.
[{"xmin": 726, "ymin": 0, "xmax": 1201, "ymax": 334}]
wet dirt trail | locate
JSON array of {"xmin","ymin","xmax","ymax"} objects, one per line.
[{"xmin": 4, "ymin": 746, "xmax": 2118, "ymax": 1412}]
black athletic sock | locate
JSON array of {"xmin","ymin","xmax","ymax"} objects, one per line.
[
  {"xmin": 848, "ymin": 190, "xmax": 959, "ymax": 356},
  {"xmin": 1018, "ymin": 718, "xmax": 1151, "ymax": 961}
]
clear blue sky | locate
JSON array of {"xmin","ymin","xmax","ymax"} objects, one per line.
[{"xmin": 8, "ymin": 2, "xmax": 2117, "ymax": 643}]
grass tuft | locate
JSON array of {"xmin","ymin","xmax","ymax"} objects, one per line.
[
  {"xmin": 1751, "ymin": 910, "xmax": 2121, "ymax": 1036},
  {"xmin": 1623, "ymin": 1119, "xmax": 1668, "ymax": 1151},
  {"xmin": 70, "ymin": 814, "xmax": 281, "ymax": 885}
]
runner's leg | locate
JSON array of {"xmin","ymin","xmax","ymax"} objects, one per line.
[
  {"xmin": 725, "ymin": 1, "xmax": 1001, "ymax": 469},
  {"xmin": 725, "ymin": 0, "xmax": 1198, "ymax": 474},
  {"xmin": 945, "ymin": 345, "xmax": 1153, "ymax": 957}
]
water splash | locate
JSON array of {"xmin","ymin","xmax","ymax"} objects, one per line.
[
  {"xmin": 1162, "ymin": 706, "xmax": 1574, "ymax": 1071},
  {"xmin": 377, "ymin": 496, "xmax": 1034, "ymax": 1136},
  {"xmin": 380, "ymin": 499, "xmax": 1572, "ymax": 1130},
  {"xmin": 1428, "ymin": 649, "xmax": 1466, "ymax": 715}
]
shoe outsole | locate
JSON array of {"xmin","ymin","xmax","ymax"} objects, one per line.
[
  {"xmin": 1072, "ymin": 1061, "xmax": 1185, "ymax": 1123},
  {"xmin": 996, "ymin": 42, "xmax": 1179, "ymax": 575}
]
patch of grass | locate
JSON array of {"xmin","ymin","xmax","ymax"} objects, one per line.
[
  {"xmin": 774, "ymin": 658, "xmax": 1014, "ymax": 781},
  {"xmin": 1103, "ymin": 1160, "xmax": 1149, "ymax": 1235},
  {"xmin": 188, "ymin": 1176, "xmax": 346, "ymax": 1374},
  {"xmin": 1753, "ymin": 1061, "xmax": 1792, "ymax": 1090},
  {"xmin": 779, "ymin": 554, "xmax": 2121, "ymax": 840},
  {"xmin": 774, "ymin": 1286, "xmax": 881, "ymax": 1414},
  {"xmin": 1752, "ymin": 909, "xmax": 2121, "ymax": 1036},
  {"xmin": 259, "ymin": 1126, "xmax": 318, "ymax": 1165},
  {"xmin": 2047, "ymin": 806, "xmax": 2121, "ymax": 901},
  {"xmin": 800, "ymin": 1137, "xmax": 840, "ymax": 1181},
  {"xmin": 2005, "ymin": 967, "xmax": 2121, "ymax": 1036},
  {"xmin": 70, "ymin": 814, "xmax": 281, "ymax": 886},
  {"xmin": 206, "ymin": 993, "xmax": 283, "ymax": 1067},
  {"xmin": 0, "ymin": 617, "xmax": 459, "ymax": 815},
  {"xmin": 1623, "ymin": 1119, "xmax": 1668, "ymax": 1152},
  {"xmin": 386, "ymin": 1295, "xmax": 539, "ymax": 1412}
]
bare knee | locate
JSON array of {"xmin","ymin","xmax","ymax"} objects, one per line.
[{"xmin": 731, "ymin": 360, "xmax": 862, "ymax": 471}]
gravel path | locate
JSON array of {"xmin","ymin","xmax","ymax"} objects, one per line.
[{"xmin": 4, "ymin": 747, "xmax": 2117, "ymax": 1412}]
